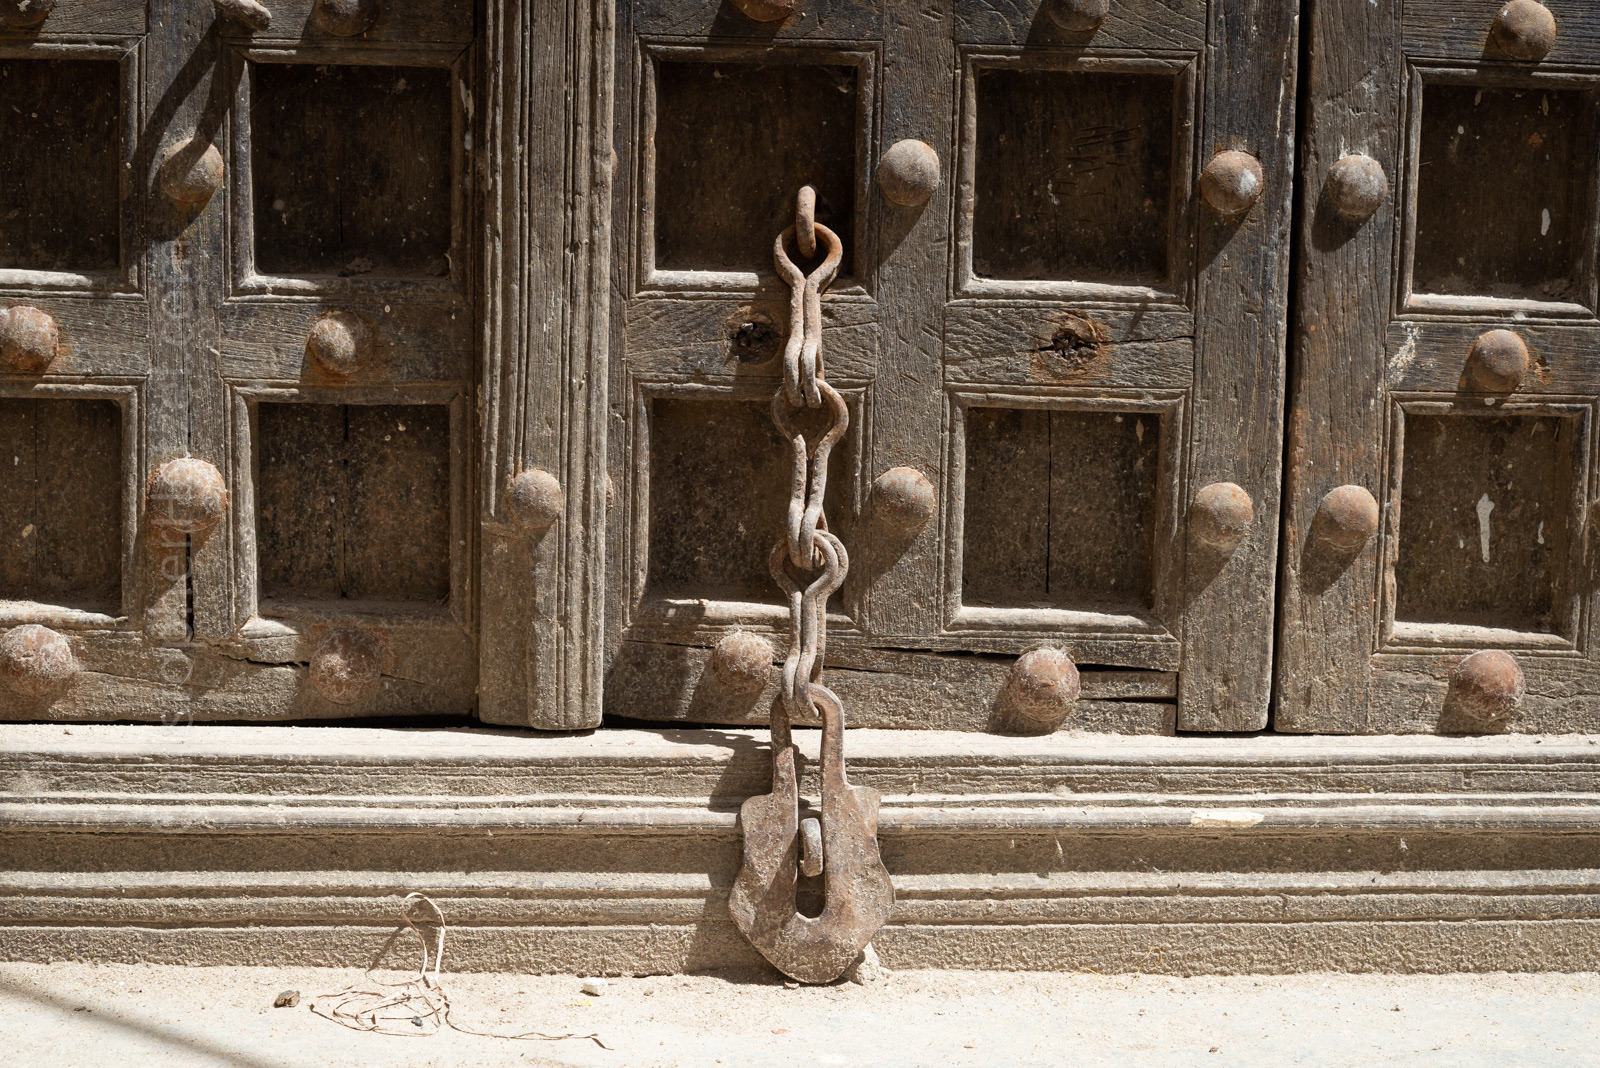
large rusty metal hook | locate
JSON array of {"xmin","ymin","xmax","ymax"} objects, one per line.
[{"xmin": 728, "ymin": 684, "xmax": 893, "ymax": 984}]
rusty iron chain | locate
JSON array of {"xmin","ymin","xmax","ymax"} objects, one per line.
[
  {"xmin": 729, "ymin": 187, "xmax": 893, "ymax": 985},
  {"xmin": 769, "ymin": 186, "xmax": 845, "ymax": 725}
]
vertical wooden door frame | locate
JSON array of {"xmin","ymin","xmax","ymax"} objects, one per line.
[{"xmin": 477, "ymin": 0, "xmax": 614, "ymax": 728}]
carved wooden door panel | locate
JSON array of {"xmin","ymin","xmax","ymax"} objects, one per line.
[
  {"xmin": 1278, "ymin": 0, "xmax": 1600, "ymax": 732},
  {"xmin": 0, "ymin": 0, "xmax": 606, "ymax": 726},
  {"xmin": 606, "ymin": 0, "xmax": 1298, "ymax": 731}
]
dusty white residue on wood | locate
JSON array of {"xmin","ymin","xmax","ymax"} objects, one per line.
[
  {"xmin": 1477, "ymin": 493, "xmax": 1495, "ymax": 563},
  {"xmin": 1388, "ymin": 322, "xmax": 1421, "ymax": 378},
  {"xmin": 1542, "ymin": 208, "xmax": 1552, "ymax": 236}
]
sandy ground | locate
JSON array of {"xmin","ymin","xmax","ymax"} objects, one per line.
[{"xmin": 1, "ymin": 963, "xmax": 1597, "ymax": 1067}]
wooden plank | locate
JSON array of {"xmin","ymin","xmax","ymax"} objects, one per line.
[
  {"xmin": 604, "ymin": 640, "xmax": 1175, "ymax": 733},
  {"xmin": 954, "ymin": 0, "xmax": 1205, "ymax": 51},
  {"xmin": 1272, "ymin": 0, "xmax": 1400, "ymax": 731},
  {"xmin": 1387, "ymin": 320, "xmax": 1600, "ymax": 394},
  {"xmin": 0, "ymin": 0, "xmax": 144, "ymax": 35},
  {"xmin": 625, "ymin": 297, "xmax": 878, "ymax": 383},
  {"xmin": 216, "ymin": 0, "xmax": 473, "ymax": 45},
  {"xmin": 248, "ymin": 62, "xmax": 455, "ymax": 279},
  {"xmin": 145, "ymin": 0, "xmax": 225, "ymax": 645},
  {"xmin": 33, "ymin": 398, "xmax": 121, "ymax": 612},
  {"xmin": 218, "ymin": 301, "xmax": 470, "ymax": 383},
  {"xmin": 344, "ymin": 404, "xmax": 452, "ymax": 602},
  {"xmin": 255, "ymin": 403, "xmax": 344, "ymax": 601},
  {"xmin": 0, "ymin": 400, "xmax": 38, "ymax": 604},
  {"xmin": 944, "ymin": 305, "xmax": 1193, "ymax": 390},
  {"xmin": 1403, "ymin": 0, "xmax": 1600, "ymax": 65},
  {"xmin": 633, "ymin": 0, "xmax": 882, "ymax": 40},
  {"xmin": 0, "ymin": 629, "xmax": 476, "ymax": 722},
  {"xmin": 970, "ymin": 67, "xmax": 1177, "ymax": 287},
  {"xmin": 0, "ymin": 298, "xmax": 146, "ymax": 378},
  {"xmin": 1409, "ymin": 81, "xmax": 1595, "ymax": 306},
  {"xmin": 1177, "ymin": 0, "xmax": 1298, "ymax": 730},
  {"xmin": 864, "ymin": 0, "xmax": 952, "ymax": 640}
]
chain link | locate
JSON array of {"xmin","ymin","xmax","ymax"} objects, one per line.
[{"xmin": 769, "ymin": 185, "xmax": 846, "ymax": 723}]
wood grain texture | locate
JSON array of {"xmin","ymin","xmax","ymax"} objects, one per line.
[
  {"xmin": 1175, "ymin": 0, "xmax": 1297, "ymax": 730},
  {"xmin": 1273, "ymin": 0, "xmax": 1400, "ymax": 732},
  {"xmin": 215, "ymin": 0, "xmax": 474, "ymax": 45},
  {"xmin": 633, "ymin": 0, "xmax": 882, "ymax": 39},
  {"xmin": 954, "ymin": 0, "xmax": 1204, "ymax": 51},
  {"xmin": 1404, "ymin": 0, "xmax": 1600, "ymax": 65},
  {"xmin": 972, "ymin": 68, "xmax": 1175, "ymax": 285},
  {"xmin": 1282, "ymin": 0, "xmax": 1600, "ymax": 735},
  {"xmin": 943, "ymin": 305, "xmax": 1193, "ymax": 390},
  {"xmin": 0, "ymin": 56, "xmax": 121, "ymax": 273},
  {"xmin": 625, "ymin": 297, "xmax": 878, "ymax": 383},
  {"xmin": 1386, "ymin": 320, "xmax": 1600, "ymax": 393},
  {"xmin": 0, "ymin": 0, "xmax": 145, "ymax": 40},
  {"xmin": 0, "ymin": 398, "xmax": 121, "ymax": 613},
  {"xmin": 477, "ymin": 0, "xmax": 612, "ymax": 728},
  {"xmin": 1411, "ymin": 82, "xmax": 1596, "ymax": 305},
  {"xmin": 611, "ymin": 0, "xmax": 1292, "ymax": 729},
  {"xmin": 248, "ymin": 62, "xmax": 454, "ymax": 279},
  {"xmin": 218, "ymin": 301, "xmax": 471, "ymax": 383},
  {"xmin": 604, "ymin": 639, "xmax": 1176, "ymax": 733}
]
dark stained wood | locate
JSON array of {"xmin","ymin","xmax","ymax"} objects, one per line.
[
  {"xmin": 0, "ymin": 56, "xmax": 121, "ymax": 273},
  {"xmin": 652, "ymin": 58, "xmax": 861, "ymax": 274},
  {"xmin": 217, "ymin": 0, "xmax": 475, "ymax": 45},
  {"xmin": 1412, "ymin": 82, "xmax": 1596, "ymax": 304},
  {"xmin": 972, "ymin": 68, "xmax": 1175, "ymax": 285},
  {"xmin": 1403, "ymin": 0, "xmax": 1600, "ymax": 66},
  {"xmin": 255, "ymin": 403, "xmax": 451, "ymax": 606},
  {"xmin": 0, "ymin": 398, "xmax": 121, "ymax": 612},
  {"xmin": 0, "ymin": 0, "xmax": 145, "ymax": 35},
  {"xmin": 344, "ymin": 404, "xmax": 452, "ymax": 602},
  {"xmin": 255, "ymin": 404, "xmax": 342, "ymax": 601},
  {"xmin": 961, "ymin": 407, "xmax": 1160, "ymax": 613},
  {"xmin": 249, "ymin": 61, "xmax": 454, "ymax": 278},
  {"xmin": 645, "ymin": 395, "xmax": 852, "ymax": 605},
  {"xmin": 1394, "ymin": 411, "xmax": 1579, "ymax": 636}
]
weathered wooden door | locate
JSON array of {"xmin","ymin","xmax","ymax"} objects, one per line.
[
  {"xmin": 0, "ymin": 0, "xmax": 606, "ymax": 726},
  {"xmin": 606, "ymin": 0, "xmax": 1299, "ymax": 731},
  {"xmin": 1277, "ymin": 0, "xmax": 1600, "ymax": 732}
]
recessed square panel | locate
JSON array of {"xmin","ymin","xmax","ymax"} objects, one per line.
[
  {"xmin": 1414, "ymin": 83, "xmax": 1597, "ymax": 304},
  {"xmin": 646, "ymin": 396, "xmax": 850, "ymax": 604},
  {"xmin": 0, "ymin": 58, "xmax": 121, "ymax": 273},
  {"xmin": 0, "ymin": 398, "xmax": 122, "ymax": 611},
  {"xmin": 963, "ymin": 406, "xmax": 1160, "ymax": 612},
  {"xmin": 972, "ymin": 69, "xmax": 1175, "ymax": 285},
  {"xmin": 250, "ymin": 63, "xmax": 453, "ymax": 279},
  {"xmin": 256, "ymin": 403, "xmax": 451, "ymax": 605},
  {"xmin": 1395, "ymin": 411, "xmax": 1577, "ymax": 635},
  {"xmin": 652, "ymin": 59, "xmax": 859, "ymax": 274}
]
